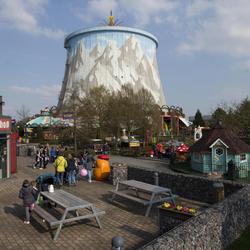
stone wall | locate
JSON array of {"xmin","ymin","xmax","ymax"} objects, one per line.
[
  {"xmin": 109, "ymin": 163, "xmax": 128, "ymax": 186},
  {"xmin": 141, "ymin": 186, "xmax": 250, "ymax": 250},
  {"xmin": 127, "ymin": 166, "xmax": 249, "ymax": 249},
  {"xmin": 128, "ymin": 166, "xmax": 243, "ymax": 204}
]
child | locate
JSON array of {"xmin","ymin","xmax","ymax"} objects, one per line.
[
  {"xmin": 85, "ymin": 153, "xmax": 95, "ymax": 183},
  {"xmin": 30, "ymin": 180, "xmax": 39, "ymax": 202},
  {"xmin": 18, "ymin": 179, "xmax": 36, "ymax": 224}
]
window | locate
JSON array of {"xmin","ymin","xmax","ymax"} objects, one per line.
[
  {"xmin": 240, "ymin": 154, "xmax": 247, "ymax": 162},
  {"xmin": 215, "ymin": 147, "xmax": 224, "ymax": 156}
]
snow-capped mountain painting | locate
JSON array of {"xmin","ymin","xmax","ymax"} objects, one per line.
[{"xmin": 58, "ymin": 30, "xmax": 165, "ymax": 108}]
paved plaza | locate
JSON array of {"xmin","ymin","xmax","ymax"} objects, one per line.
[{"xmin": 0, "ymin": 157, "xmax": 159, "ymax": 250}]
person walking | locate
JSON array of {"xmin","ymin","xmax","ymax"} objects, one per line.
[
  {"xmin": 54, "ymin": 151, "xmax": 67, "ymax": 186},
  {"xmin": 50, "ymin": 146, "xmax": 56, "ymax": 163},
  {"xmin": 85, "ymin": 153, "xmax": 95, "ymax": 183},
  {"xmin": 39, "ymin": 147, "xmax": 44, "ymax": 169},
  {"xmin": 18, "ymin": 179, "xmax": 36, "ymax": 224},
  {"xmin": 33, "ymin": 149, "xmax": 41, "ymax": 169},
  {"xmin": 42, "ymin": 146, "xmax": 49, "ymax": 169},
  {"xmin": 67, "ymin": 154, "xmax": 77, "ymax": 186}
]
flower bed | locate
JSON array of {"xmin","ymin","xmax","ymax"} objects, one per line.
[
  {"xmin": 158, "ymin": 202, "xmax": 198, "ymax": 233},
  {"xmin": 162, "ymin": 202, "xmax": 197, "ymax": 215}
]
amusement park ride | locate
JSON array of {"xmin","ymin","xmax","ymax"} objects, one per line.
[{"xmin": 160, "ymin": 105, "xmax": 192, "ymax": 139}]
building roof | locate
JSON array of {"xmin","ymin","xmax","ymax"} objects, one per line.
[
  {"xmin": 190, "ymin": 122, "xmax": 250, "ymax": 154},
  {"xmin": 64, "ymin": 26, "xmax": 158, "ymax": 48}
]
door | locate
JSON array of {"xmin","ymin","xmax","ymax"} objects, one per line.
[
  {"xmin": 0, "ymin": 135, "xmax": 7, "ymax": 178},
  {"xmin": 213, "ymin": 146, "xmax": 226, "ymax": 173}
]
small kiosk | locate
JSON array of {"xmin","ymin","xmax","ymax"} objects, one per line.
[{"xmin": 0, "ymin": 115, "xmax": 16, "ymax": 179}]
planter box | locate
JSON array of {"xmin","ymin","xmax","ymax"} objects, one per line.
[{"xmin": 158, "ymin": 206, "xmax": 194, "ymax": 233}]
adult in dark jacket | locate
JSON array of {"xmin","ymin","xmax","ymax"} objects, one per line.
[
  {"xmin": 18, "ymin": 179, "xmax": 36, "ymax": 224},
  {"xmin": 85, "ymin": 153, "xmax": 95, "ymax": 183},
  {"xmin": 67, "ymin": 154, "xmax": 77, "ymax": 185}
]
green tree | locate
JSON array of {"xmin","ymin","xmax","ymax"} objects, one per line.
[
  {"xmin": 78, "ymin": 85, "xmax": 111, "ymax": 140},
  {"xmin": 193, "ymin": 109, "xmax": 205, "ymax": 127},
  {"xmin": 210, "ymin": 97, "xmax": 250, "ymax": 143}
]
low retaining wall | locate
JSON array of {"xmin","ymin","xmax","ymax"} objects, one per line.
[
  {"xmin": 128, "ymin": 166, "xmax": 243, "ymax": 204},
  {"xmin": 141, "ymin": 186, "xmax": 250, "ymax": 250},
  {"xmin": 126, "ymin": 166, "xmax": 249, "ymax": 249},
  {"xmin": 17, "ymin": 144, "xmax": 38, "ymax": 157}
]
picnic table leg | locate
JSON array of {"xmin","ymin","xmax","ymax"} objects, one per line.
[
  {"xmin": 145, "ymin": 193, "xmax": 156, "ymax": 217},
  {"xmin": 53, "ymin": 209, "xmax": 68, "ymax": 241},
  {"xmin": 90, "ymin": 206, "xmax": 102, "ymax": 229},
  {"xmin": 111, "ymin": 181, "xmax": 120, "ymax": 201}
]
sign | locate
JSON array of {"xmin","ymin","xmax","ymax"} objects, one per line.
[
  {"xmin": 129, "ymin": 141, "xmax": 140, "ymax": 147},
  {"xmin": 0, "ymin": 117, "xmax": 11, "ymax": 133}
]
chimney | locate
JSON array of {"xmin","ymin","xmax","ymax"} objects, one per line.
[{"xmin": 0, "ymin": 96, "xmax": 5, "ymax": 116}]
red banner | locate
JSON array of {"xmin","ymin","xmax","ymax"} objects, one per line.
[{"xmin": 0, "ymin": 117, "xmax": 11, "ymax": 133}]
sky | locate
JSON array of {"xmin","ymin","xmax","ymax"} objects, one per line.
[{"xmin": 0, "ymin": 0, "xmax": 250, "ymax": 120}]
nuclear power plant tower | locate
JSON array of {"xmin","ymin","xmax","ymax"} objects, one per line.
[{"xmin": 58, "ymin": 13, "xmax": 166, "ymax": 109}]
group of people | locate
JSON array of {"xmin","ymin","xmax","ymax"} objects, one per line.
[
  {"xmin": 54, "ymin": 151, "xmax": 95, "ymax": 186},
  {"xmin": 33, "ymin": 145, "xmax": 51, "ymax": 169},
  {"xmin": 20, "ymin": 149, "xmax": 96, "ymax": 224}
]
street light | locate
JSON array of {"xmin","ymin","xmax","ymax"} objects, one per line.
[{"xmin": 49, "ymin": 106, "xmax": 57, "ymax": 140}]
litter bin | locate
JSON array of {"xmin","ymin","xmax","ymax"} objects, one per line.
[
  {"xmin": 213, "ymin": 182, "xmax": 224, "ymax": 203},
  {"xmin": 227, "ymin": 160, "xmax": 236, "ymax": 180},
  {"xmin": 27, "ymin": 147, "xmax": 32, "ymax": 156}
]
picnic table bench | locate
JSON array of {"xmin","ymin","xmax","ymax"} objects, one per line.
[
  {"xmin": 110, "ymin": 180, "xmax": 176, "ymax": 217},
  {"xmin": 33, "ymin": 189, "xmax": 105, "ymax": 240}
]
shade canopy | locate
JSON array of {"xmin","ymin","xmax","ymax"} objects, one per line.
[{"xmin": 26, "ymin": 115, "xmax": 72, "ymax": 127}]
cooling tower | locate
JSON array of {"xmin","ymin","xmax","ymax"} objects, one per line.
[{"xmin": 58, "ymin": 26, "xmax": 166, "ymax": 108}]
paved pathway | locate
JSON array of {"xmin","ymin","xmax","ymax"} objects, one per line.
[
  {"xmin": 0, "ymin": 157, "xmax": 159, "ymax": 250},
  {"xmin": 110, "ymin": 155, "xmax": 172, "ymax": 173}
]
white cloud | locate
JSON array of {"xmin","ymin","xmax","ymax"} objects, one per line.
[
  {"xmin": 11, "ymin": 84, "xmax": 61, "ymax": 97},
  {"xmin": 76, "ymin": 0, "xmax": 178, "ymax": 27},
  {"xmin": 178, "ymin": 0, "xmax": 250, "ymax": 58},
  {"xmin": 0, "ymin": 0, "xmax": 65, "ymax": 39}
]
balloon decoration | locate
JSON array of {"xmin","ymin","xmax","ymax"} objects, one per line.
[{"xmin": 80, "ymin": 168, "xmax": 88, "ymax": 177}]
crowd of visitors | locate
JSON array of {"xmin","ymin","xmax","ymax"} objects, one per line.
[{"xmin": 32, "ymin": 144, "xmax": 95, "ymax": 186}]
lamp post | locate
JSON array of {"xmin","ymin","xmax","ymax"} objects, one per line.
[{"xmin": 49, "ymin": 106, "xmax": 57, "ymax": 140}]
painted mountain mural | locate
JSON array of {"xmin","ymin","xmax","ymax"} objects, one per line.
[{"xmin": 59, "ymin": 34, "xmax": 165, "ymax": 108}]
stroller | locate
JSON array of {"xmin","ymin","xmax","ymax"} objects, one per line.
[{"xmin": 36, "ymin": 173, "xmax": 57, "ymax": 207}]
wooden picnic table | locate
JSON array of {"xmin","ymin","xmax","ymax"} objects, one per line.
[
  {"xmin": 110, "ymin": 180, "xmax": 176, "ymax": 217},
  {"xmin": 35, "ymin": 189, "xmax": 105, "ymax": 240}
]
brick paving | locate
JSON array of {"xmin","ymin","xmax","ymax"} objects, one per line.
[{"xmin": 0, "ymin": 157, "xmax": 159, "ymax": 250}]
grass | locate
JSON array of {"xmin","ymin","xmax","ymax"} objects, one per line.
[{"xmin": 226, "ymin": 226, "xmax": 250, "ymax": 250}]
